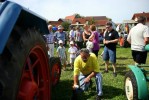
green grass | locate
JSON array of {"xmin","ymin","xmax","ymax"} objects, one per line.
[{"xmin": 52, "ymin": 45, "xmax": 149, "ymax": 100}]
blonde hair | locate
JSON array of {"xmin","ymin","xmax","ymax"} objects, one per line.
[{"xmin": 48, "ymin": 25, "xmax": 53, "ymax": 29}]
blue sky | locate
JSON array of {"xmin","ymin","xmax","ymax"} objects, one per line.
[{"xmin": 9, "ymin": 0, "xmax": 149, "ymax": 23}]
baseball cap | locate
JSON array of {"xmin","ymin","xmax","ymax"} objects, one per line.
[
  {"xmin": 59, "ymin": 40, "xmax": 63, "ymax": 44},
  {"xmin": 70, "ymin": 41, "xmax": 74, "ymax": 45}
]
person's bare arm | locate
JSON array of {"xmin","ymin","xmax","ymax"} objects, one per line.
[
  {"xmin": 127, "ymin": 33, "xmax": 131, "ymax": 44},
  {"xmin": 84, "ymin": 72, "xmax": 96, "ymax": 83},
  {"xmin": 89, "ymin": 33, "xmax": 94, "ymax": 41},
  {"xmin": 72, "ymin": 75, "xmax": 79, "ymax": 89},
  {"xmin": 144, "ymin": 37, "xmax": 149, "ymax": 44},
  {"xmin": 65, "ymin": 51, "xmax": 67, "ymax": 60},
  {"xmin": 109, "ymin": 39, "xmax": 119, "ymax": 43},
  {"xmin": 103, "ymin": 39, "xmax": 106, "ymax": 44},
  {"xmin": 104, "ymin": 39, "xmax": 119, "ymax": 44},
  {"xmin": 83, "ymin": 32, "xmax": 87, "ymax": 41},
  {"xmin": 57, "ymin": 52, "xmax": 59, "ymax": 57},
  {"xmin": 73, "ymin": 75, "xmax": 78, "ymax": 85},
  {"xmin": 127, "ymin": 39, "xmax": 131, "ymax": 44}
]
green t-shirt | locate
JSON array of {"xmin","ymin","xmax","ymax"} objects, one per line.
[{"xmin": 74, "ymin": 53, "xmax": 100, "ymax": 76}]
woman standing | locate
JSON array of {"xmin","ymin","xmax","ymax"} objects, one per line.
[
  {"xmin": 83, "ymin": 24, "xmax": 91, "ymax": 48},
  {"xmin": 89, "ymin": 24, "xmax": 100, "ymax": 57}
]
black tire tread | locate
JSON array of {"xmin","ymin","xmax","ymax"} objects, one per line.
[
  {"xmin": 0, "ymin": 27, "xmax": 49, "ymax": 100},
  {"xmin": 49, "ymin": 57, "xmax": 61, "ymax": 87}
]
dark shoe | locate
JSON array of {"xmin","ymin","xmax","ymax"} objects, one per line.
[
  {"xmin": 103, "ymin": 70, "xmax": 108, "ymax": 73},
  {"xmin": 71, "ymin": 88, "xmax": 83, "ymax": 100},
  {"xmin": 113, "ymin": 72, "xmax": 117, "ymax": 77},
  {"xmin": 96, "ymin": 95, "xmax": 102, "ymax": 100},
  {"xmin": 71, "ymin": 90, "xmax": 78, "ymax": 100}
]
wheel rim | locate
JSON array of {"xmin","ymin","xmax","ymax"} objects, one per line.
[
  {"xmin": 17, "ymin": 45, "xmax": 50, "ymax": 100},
  {"xmin": 51, "ymin": 63, "xmax": 61, "ymax": 86},
  {"xmin": 125, "ymin": 77, "xmax": 133, "ymax": 100}
]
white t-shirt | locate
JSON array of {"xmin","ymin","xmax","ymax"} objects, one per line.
[
  {"xmin": 69, "ymin": 30, "xmax": 75, "ymax": 40},
  {"xmin": 68, "ymin": 46, "xmax": 78, "ymax": 58},
  {"xmin": 127, "ymin": 23, "xmax": 149, "ymax": 51}
]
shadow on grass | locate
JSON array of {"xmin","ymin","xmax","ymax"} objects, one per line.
[
  {"xmin": 52, "ymin": 80, "xmax": 73, "ymax": 100},
  {"xmin": 117, "ymin": 57, "xmax": 132, "ymax": 60},
  {"xmin": 52, "ymin": 79, "xmax": 94, "ymax": 100},
  {"xmin": 52, "ymin": 79, "xmax": 125, "ymax": 100},
  {"xmin": 116, "ymin": 64, "xmax": 127, "ymax": 76},
  {"xmin": 100, "ymin": 63, "xmax": 128, "ymax": 76},
  {"xmin": 102, "ymin": 85, "xmax": 125, "ymax": 99}
]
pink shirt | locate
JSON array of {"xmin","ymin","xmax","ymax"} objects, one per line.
[{"xmin": 92, "ymin": 31, "xmax": 100, "ymax": 50}]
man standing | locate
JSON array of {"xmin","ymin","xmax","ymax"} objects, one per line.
[
  {"xmin": 44, "ymin": 25, "xmax": 55, "ymax": 57},
  {"xmin": 55, "ymin": 25, "xmax": 66, "ymax": 46},
  {"xmin": 73, "ymin": 48, "xmax": 103, "ymax": 100},
  {"xmin": 103, "ymin": 22, "xmax": 119, "ymax": 77},
  {"xmin": 127, "ymin": 16, "xmax": 149, "ymax": 65},
  {"xmin": 75, "ymin": 26, "xmax": 83, "ymax": 50},
  {"xmin": 69, "ymin": 26, "xmax": 76, "ymax": 42}
]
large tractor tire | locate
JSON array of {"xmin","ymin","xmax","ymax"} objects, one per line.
[
  {"xmin": 0, "ymin": 27, "xmax": 51, "ymax": 100},
  {"xmin": 49, "ymin": 57, "xmax": 61, "ymax": 87},
  {"xmin": 124, "ymin": 70, "xmax": 138, "ymax": 100}
]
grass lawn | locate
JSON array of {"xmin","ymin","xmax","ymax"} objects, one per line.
[{"xmin": 52, "ymin": 45, "xmax": 149, "ymax": 100}]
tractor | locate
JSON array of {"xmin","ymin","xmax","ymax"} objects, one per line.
[
  {"xmin": 0, "ymin": 0, "xmax": 61, "ymax": 100},
  {"xmin": 124, "ymin": 44, "xmax": 149, "ymax": 100}
]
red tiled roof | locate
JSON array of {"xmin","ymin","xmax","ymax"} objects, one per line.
[
  {"xmin": 95, "ymin": 20, "xmax": 108, "ymax": 26},
  {"xmin": 71, "ymin": 18, "xmax": 87, "ymax": 24},
  {"xmin": 48, "ymin": 21, "xmax": 62, "ymax": 27},
  {"xmin": 71, "ymin": 17, "xmax": 109, "ymax": 26},
  {"xmin": 86, "ymin": 16, "xmax": 107, "ymax": 20},
  {"xmin": 65, "ymin": 15, "xmax": 76, "ymax": 21},
  {"xmin": 132, "ymin": 12, "xmax": 149, "ymax": 21}
]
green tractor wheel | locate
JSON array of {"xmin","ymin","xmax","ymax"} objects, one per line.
[
  {"xmin": 125, "ymin": 66, "xmax": 149, "ymax": 100},
  {"xmin": 124, "ymin": 70, "xmax": 138, "ymax": 100}
]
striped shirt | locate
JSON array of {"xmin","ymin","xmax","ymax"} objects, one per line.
[{"xmin": 44, "ymin": 32, "xmax": 54, "ymax": 44}]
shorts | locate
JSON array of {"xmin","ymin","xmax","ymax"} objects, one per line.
[
  {"xmin": 70, "ymin": 58, "xmax": 75, "ymax": 64},
  {"xmin": 60, "ymin": 58, "xmax": 66, "ymax": 65},
  {"xmin": 103, "ymin": 46, "xmax": 116, "ymax": 64},
  {"xmin": 132, "ymin": 50, "xmax": 147, "ymax": 64}
]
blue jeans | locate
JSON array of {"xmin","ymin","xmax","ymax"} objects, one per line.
[
  {"xmin": 79, "ymin": 73, "xmax": 103, "ymax": 96},
  {"xmin": 103, "ymin": 46, "xmax": 116, "ymax": 64}
]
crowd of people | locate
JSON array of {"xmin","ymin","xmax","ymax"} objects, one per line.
[{"xmin": 43, "ymin": 16, "xmax": 149, "ymax": 100}]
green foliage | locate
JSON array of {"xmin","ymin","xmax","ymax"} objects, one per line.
[
  {"xmin": 61, "ymin": 21, "xmax": 71, "ymax": 31},
  {"xmin": 52, "ymin": 46, "xmax": 149, "ymax": 100},
  {"xmin": 75, "ymin": 13, "xmax": 82, "ymax": 18},
  {"xmin": 88, "ymin": 17, "xmax": 96, "ymax": 25},
  {"xmin": 107, "ymin": 17, "xmax": 112, "ymax": 21}
]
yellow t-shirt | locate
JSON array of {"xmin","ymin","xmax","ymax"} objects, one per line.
[{"xmin": 74, "ymin": 53, "xmax": 100, "ymax": 76}]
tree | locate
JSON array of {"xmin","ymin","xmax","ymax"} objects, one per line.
[
  {"xmin": 107, "ymin": 17, "xmax": 112, "ymax": 21},
  {"xmin": 88, "ymin": 18, "xmax": 96, "ymax": 25},
  {"xmin": 61, "ymin": 21, "xmax": 71, "ymax": 31},
  {"xmin": 75, "ymin": 14, "xmax": 82, "ymax": 18}
]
